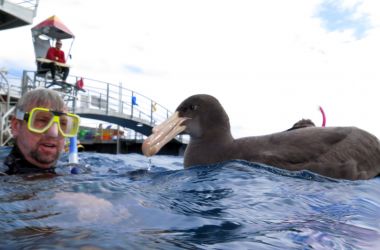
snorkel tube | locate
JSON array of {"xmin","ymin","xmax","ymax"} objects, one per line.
[
  {"xmin": 319, "ymin": 106, "xmax": 326, "ymax": 127},
  {"xmin": 69, "ymin": 136, "xmax": 79, "ymax": 174}
]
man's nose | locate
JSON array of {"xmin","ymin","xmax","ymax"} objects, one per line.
[{"xmin": 46, "ymin": 122, "xmax": 59, "ymax": 137}]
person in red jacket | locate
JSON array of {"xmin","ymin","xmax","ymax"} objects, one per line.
[{"xmin": 45, "ymin": 39, "xmax": 70, "ymax": 81}]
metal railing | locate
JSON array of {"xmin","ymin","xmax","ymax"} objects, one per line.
[
  {"xmin": 74, "ymin": 77, "xmax": 172, "ymax": 127},
  {"xmin": 0, "ymin": 70, "xmax": 10, "ymax": 111},
  {"xmin": 1, "ymin": 70, "xmax": 189, "ymax": 146},
  {"xmin": 0, "ymin": 70, "xmax": 17, "ymax": 146},
  {"xmin": 0, "ymin": 106, "xmax": 14, "ymax": 146},
  {"xmin": 21, "ymin": 71, "xmax": 173, "ymax": 128},
  {"xmin": 20, "ymin": 70, "xmax": 189, "ymax": 143}
]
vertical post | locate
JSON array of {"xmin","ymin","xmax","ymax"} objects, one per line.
[
  {"xmin": 150, "ymin": 100, "xmax": 153, "ymax": 124},
  {"xmin": 1, "ymin": 70, "xmax": 10, "ymax": 112},
  {"xmin": 21, "ymin": 70, "xmax": 29, "ymax": 96},
  {"xmin": 131, "ymin": 91, "xmax": 134, "ymax": 118},
  {"xmin": 116, "ymin": 125, "xmax": 120, "ymax": 154},
  {"xmin": 71, "ymin": 77, "xmax": 77, "ymax": 113},
  {"xmin": 106, "ymin": 83, "xmax": 110, "ymax": 115},
  {"xmin": 0, "ymin": 115, "xmax": 3, "ymax": 146},
  {"xmin": 99, "ymin": 93, "xmax": 102, "ymax": 110},
  {"xmin": 119, "ymin": 82, "xmax": 123, "ymax": 114},
  {"xmin": 118, "ymin": 84, "xmax": 123, "ymax": 151}
]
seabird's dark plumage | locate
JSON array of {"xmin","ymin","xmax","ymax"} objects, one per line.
[
  {"xmin": 287, "ymin": 119, "xmax": 315, "ymax": 131},
  {"xmin": 142, "ymin": 94, "xmax": 380, "ymax": 180}
]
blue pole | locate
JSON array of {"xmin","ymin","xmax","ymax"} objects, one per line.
[{"xmin": 69, "ymin": 136, "xmax": 79, "ymax": 174}]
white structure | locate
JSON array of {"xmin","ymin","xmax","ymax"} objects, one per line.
[{"xmin": 0, "ymin": 0, "xmax": 39, "ymax": 30}]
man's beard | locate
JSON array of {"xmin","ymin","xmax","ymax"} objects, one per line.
[{"xmin": 30, "ymin": 148, "xmax": 59, "ymax": 165}]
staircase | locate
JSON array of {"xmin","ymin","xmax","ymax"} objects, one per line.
[
  {"xmin": 0, "ymin": 0, "xmax": 39, "ymax": 30},
  {"xmin": 0, "ymin": 70, "xmax": 14, "ymax": 146}
]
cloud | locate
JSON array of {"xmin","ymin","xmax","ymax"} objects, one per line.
[
  {"xmin": 316, "ymin": 0, "xmax": 371, "ymax": 39},
  {"xmin": 123, "ymin": 64, "xmax": 144, "ymax": 74},
  {"xmin": 1, "ymin": 0, "xmax": 380, "ymax": 138}
]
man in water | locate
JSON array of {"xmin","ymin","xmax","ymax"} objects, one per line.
[{"xmin": 2, "ymin": 88, "xmax": 80, "ymax": 175}]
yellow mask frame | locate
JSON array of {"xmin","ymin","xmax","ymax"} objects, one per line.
[{"xmin": 16, "ymin": 107, "xmax": 80, "ymax": 137}]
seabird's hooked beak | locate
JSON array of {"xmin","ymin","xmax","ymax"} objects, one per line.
[{"xmin": 142, "ymin": 112, "xmax": 188, "ymax": 157}]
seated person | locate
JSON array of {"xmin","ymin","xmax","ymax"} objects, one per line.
[{"xmin": 43, "ymin": 39, "xmax": 70, "ymax": 81}]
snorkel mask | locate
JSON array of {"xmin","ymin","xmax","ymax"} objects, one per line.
[{"xmin": 16, "ymin": 107, "xmax": 80, "ymax": 137}]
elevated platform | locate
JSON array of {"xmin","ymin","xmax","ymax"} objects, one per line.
[{"xmin": 0, "ymin": 0, "xmax": 38, "ymax": 30}]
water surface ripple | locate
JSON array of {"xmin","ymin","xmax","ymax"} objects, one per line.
[{"xmin": 0, "ymin": 147, "xmax": 379, "ymax": 249}]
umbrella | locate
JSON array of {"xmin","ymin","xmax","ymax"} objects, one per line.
[{"xmin": 31, "ymin": 15, "xmax": 74, "ymax": 39}]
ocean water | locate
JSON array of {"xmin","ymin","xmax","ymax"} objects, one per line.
[{"xmin": 0, "ymin": 147, "xmax": 379, "ymax": 249}]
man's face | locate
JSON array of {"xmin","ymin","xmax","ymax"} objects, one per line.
[
  {"xmin": 11, "ymin": 105, "xmax": 66, "ymax": 168},
  {"xmin": 56, "ymin": 41, "xmax": 62, "ymax": 49}
]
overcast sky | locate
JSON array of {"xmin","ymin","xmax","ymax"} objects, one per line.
[{"xmin": 1, "ymin": 0, "xmax": 380, "ymax": 138}]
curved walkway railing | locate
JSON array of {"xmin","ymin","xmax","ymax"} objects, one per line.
[
  {"xmin": 73, "ymin": 77, "xmax": 171, "ymax": 127},
  {"xmin": 19, "ymin": 70, "xmax": 188, "ymax": 143}
]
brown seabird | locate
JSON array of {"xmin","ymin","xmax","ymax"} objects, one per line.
[{"xmin": 142, "ymin": 94, "xmax": 380, "ymax": 180}]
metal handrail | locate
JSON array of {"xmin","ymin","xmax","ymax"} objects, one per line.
[
  {"xmin": 0, "ymin": 70, "xmax": 11, "ymax": 145},
  {"xmin": 0, "ymin": 106, "xmax": 15, "ymax": 146},
  {"xmin": 19, "ymin": 70, "xmax": 188, "ymax": 143},
  {"xmin": 0, "ymin": 70, "xmax": 10, "ymax": 119},
  {"xmin": 1, "ymin": 70, "xmax": 189, "ymax": 146},
  {"xmin": 61, "ymin": 75, "xmax": 173, "ymax": 127}
]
